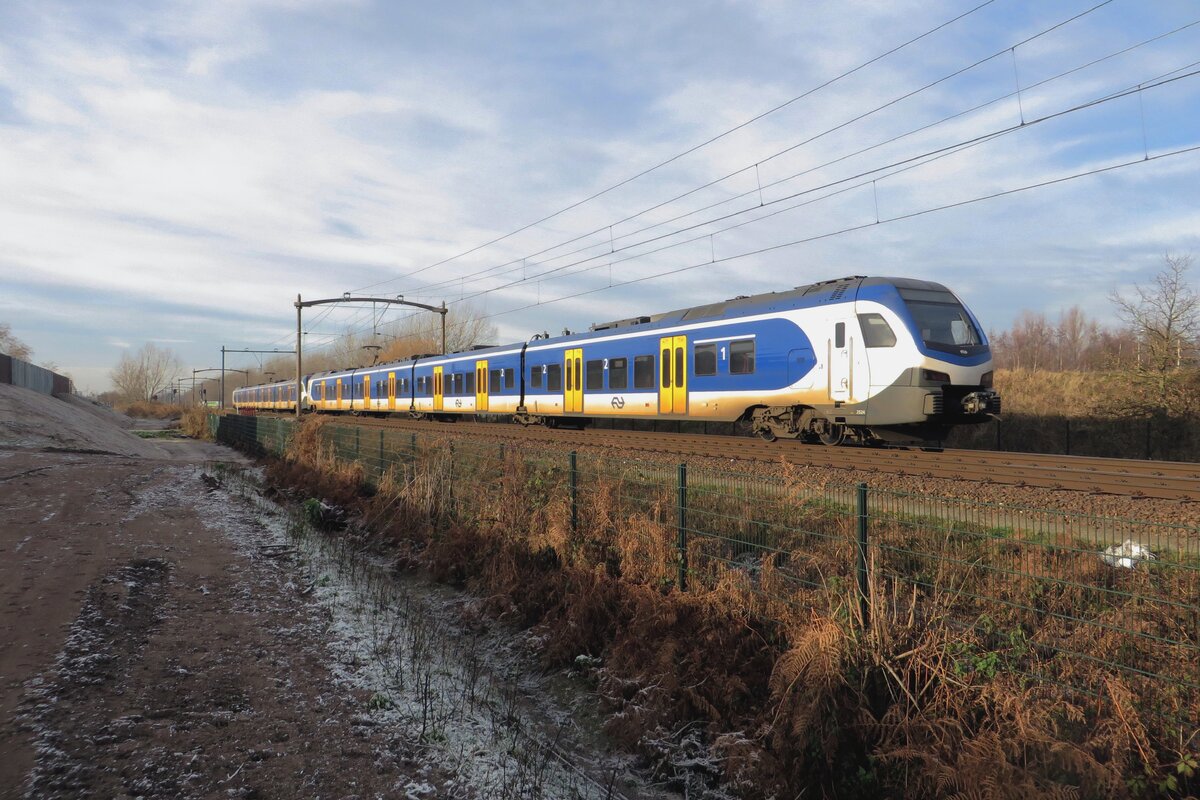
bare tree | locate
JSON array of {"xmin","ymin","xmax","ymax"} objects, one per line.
[
  {"xmin": 1000, "ymin": 310, "xmax": 1055, "ymax": 371},
  {"xmin": 110, "ymin": 343, "xmax": 183, "ymax": 402},
  {"xmin": 0, "ymin": 322, "xmax": 33, "ymax": 361},
  {"xmin": 378, "ymin": 301, "xmax": 497, "ymax": 362},
  {"xmin": 1110, "ymin": 253, "xmax": 1200, "ymax": 387}
]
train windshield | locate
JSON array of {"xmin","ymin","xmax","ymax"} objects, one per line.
[{"xmin": 900, "ymin": 288, "xmax": 983, "ymax": 351}]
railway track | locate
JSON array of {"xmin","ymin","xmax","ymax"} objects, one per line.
[{"xmin": 267, "ymin": 414, "xmax": 1200, "ymax": 502}]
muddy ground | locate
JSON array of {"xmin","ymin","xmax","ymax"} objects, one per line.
[
  {"xmin": 0, "ymin": 389, "xmax": 663, "ymax": 799},
  {"xmin": 0, "ymin": 443, "xmax": 469, "ymax": 798}
]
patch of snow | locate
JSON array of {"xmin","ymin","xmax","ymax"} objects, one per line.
[{"xmin": 174, "ymin": 465, "xmax": 668, "ymax": 799}]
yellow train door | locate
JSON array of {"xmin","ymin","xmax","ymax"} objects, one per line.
[
  {"xmin": 564, "ymin": 348, "xmax": 582, "ymax": 413},
  {"xmin": 433, "ymin": 366, "xmax": 443, "ymax": 411},
  {"xmin": 363, "ymin": 375, "xmax": 371, "ymax": 411},
  {"xmin": 475, "ymin": 360, "xmax": 489, "ymax": 412},
  {"xmin": 658, "ymin": 336, "xmax": 687, "ymax": 414},
  {"xmin": 388, "ymin": 372, "xmax": 396, "ymax": 411},
  {"xmin": 336, "ymin": 378, "xmax": 343, "ymax": 410}
]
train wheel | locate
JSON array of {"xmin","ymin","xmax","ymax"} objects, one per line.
[
  {"xmin": 817, "ymin": 422, "xmax": 846, "ymax": 446},
  {"xmin": 757, "ymin": 427, "xmax": 777, "ymax": 442}
]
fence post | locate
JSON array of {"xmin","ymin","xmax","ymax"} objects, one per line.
[
  {"xmin": 856, "ymin": 482, "xmax": 870, "ymax": 630},
  {"xmin": 569, "ymin": 451, "xmax": 578, "ymax": 536},
  {"xmin": 677, "ymin": 463, "xmax": 688, "ymax": 591}
]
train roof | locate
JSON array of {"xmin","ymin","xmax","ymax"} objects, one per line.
[{"xmin": 587, "ymin": 275, "xmax": 950, "ymax": 333}]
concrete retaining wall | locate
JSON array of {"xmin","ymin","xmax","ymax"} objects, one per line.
[{"xmin": 0, "ymin": 353, "xmax": 72, "ymax": 395}]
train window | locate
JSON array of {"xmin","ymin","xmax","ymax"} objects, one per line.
[
  {"xmin": 634, "ymin": 355, "xmax": 654, "ymax": 389},
  {"xmin": 694, "ymin": 344, "xmax": 717, "ymax": 376},
  {"xmin": 586, "ymin": 359, "xmax": 604, "ymax": 391},
  {"xmin": 465, "ymin": 372, "xmax": 475, "ymax": 395},
  {"xmin": 504, "ymin": 368, "xmax": 514, "ymax": 389},
  {"xmin": 858, "ymin": 313, "xmax": 897, "ymax": 347},
  {"xmin": 490, "ymin": 369, "xmax": 501, "ymax": 393},
  {"xmin": 453, "ymin": 373, "xmax": 464, "ymax": 395},
  {"xmin": 530, "ymin": 366, "xmax": 543, "ymax": 389},
  {"xmin": 609, "ymin": 357, "xmax": 627, "ymax": 390},
  {"xmin": 835, "ymin": 323, "xmax": 846, "ymax": 349},
  {"xmin": 730, "ymin": 339, "xmax": 755, "ymax": 374},
  {"xmin": 660, "ymin": 348, "xmax": 671, "ymax": 388},
  {"xmin": 547, "ymin": 363, "xmax": 562, "ymax": 391}
]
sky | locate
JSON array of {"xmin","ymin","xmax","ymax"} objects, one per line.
[{"xmin": 1, "ymin": 0, "xmax": 1199, "ymax": 393}]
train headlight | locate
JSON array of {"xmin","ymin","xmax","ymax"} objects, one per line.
[
  {"xmin": 921, "ymin": 369, "xmax": 950, "ymax": 383},
  {"xmin": 980, "ymin": 370, "xmax": 993, "ymax": 389}
]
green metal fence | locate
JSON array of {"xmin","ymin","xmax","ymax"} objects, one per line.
[{"xmin": 211, "ymin": 413, "xmax": 1200, "ymax": 734}]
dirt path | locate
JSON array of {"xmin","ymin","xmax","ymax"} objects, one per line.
[{"xmin": 0, "ymin": 445, "xmax": 464, "ymax": 798}]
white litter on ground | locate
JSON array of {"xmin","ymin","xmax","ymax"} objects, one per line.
[{"xmin": 1100, "ymin": 539, "xmax": 1156, "ymax": 569}]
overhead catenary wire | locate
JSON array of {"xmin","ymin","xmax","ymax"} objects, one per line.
[
  {"xmin": 445, "ymin": 66, "xmax": 1200, "ymax": 310},
  {"xmin": 352, "ymin": 0, "xmax": 1005, "ymax": 294},
  {"xmin": 357, "ymin": 0, "xmax": 1115, "ymax": 302},
  {"xmin": 399, "ymin": 17, "xmax": 1200, "ymax": 303},
  {"xmin": 469, "ymin": 142, "xmax": 1200, "ymax": 326}
]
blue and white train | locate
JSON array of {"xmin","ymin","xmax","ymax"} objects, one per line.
[{"xmin": 232, "ymin": 276, "xmax": 1001, "ymax": 445}]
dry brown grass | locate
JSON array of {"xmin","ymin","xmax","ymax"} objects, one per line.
[
  {"xmin": 179, "ymin": 406, "xmax": 210, "ymax": 438},
  {"xmin": 119, "ymin": 400, "xmax": 182, "ymax": 419}
]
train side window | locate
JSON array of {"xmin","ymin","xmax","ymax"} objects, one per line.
[
  {"xmin": 858, "ymin": 313, "xmax": 897, "ymax": 347},
  {"xmin": 586, "ymin": 359, "xmax": 604, "ymax": 391},
  {"xmin": 835, "ymin": 322, "xmax": 845, "ymax": 349},
  {"xmin": 504, "ymin": 368, "xmax": 514, "ymax": 389},
  {"xmin": 530, "ymin": 365, "xmax": 543, "ymax": 389},
  {"xmin": 453, "ymin": 373, "xmax": 464, "ymax": 395},
  {"xmin": 490, "ymin": 369, "xmax": 501, "ymax": 393},
  {"xmin": 547, "ymin": 363, "xmax": 562, "ymax": 391},
  {"xmin": 465, "ymin": 372, "xmax": 475, "ymax": 395},
  {"xmin": 694, "ymin": 344, "xmax": 717, "ymax": 376},
  {"xmin": 609, "ymin": 357, "xmax": 627, "ymax": 390},
  {"xmin": 634, "ymin": 355, "xmax": 654, "ymax": 388},
  {"xmin": 660, "ymin": 348, "xmax": 671, "ymax": 388},
  {"xmin": 730, "ymin": 339, "xmax": 755, "ymax": 374}
]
